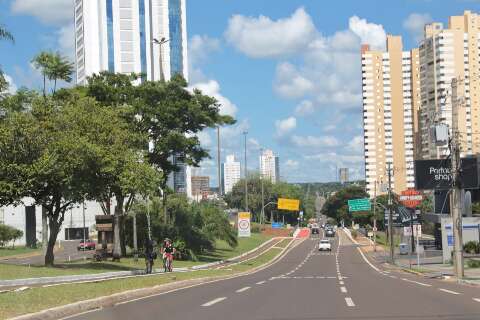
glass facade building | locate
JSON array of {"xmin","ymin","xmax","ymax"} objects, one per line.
[{"xmin": 168, "ymin": 0, "xmax": 184, "ymax": 76}]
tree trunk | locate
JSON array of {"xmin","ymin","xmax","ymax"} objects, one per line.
[
  {"xmin": 112, "ymin": 194, "xmax": 124, "ymax": 261},
  {"xmin": 42, "ymin": 206, "xmax": 48, "ymax": 255},
  {"xmin": 53, "ymin": 79, "xmax": 57, "ymax": 95},
  {"xmin": 43, "ymin": 74, "xmax": 46, "ymax": 98},
  {"xmin": 45, "ymin": 217, "xmax": 61, "ymax": 266},
  {"xmin": 120, "ymin": 215, "xmax": 127, "ymax": 256}
]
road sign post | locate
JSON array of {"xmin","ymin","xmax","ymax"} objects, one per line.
[{"xmin": 238, "ymin": 212, "xmax": 251, "ymax": 238}]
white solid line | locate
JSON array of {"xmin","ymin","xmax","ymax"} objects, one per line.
[
  {"xmin": 401, "ymin": 278, "xmax": 432, "ymax": 287},
  {"xmin": 236, "ymin": 286, "xmax": 251, "ymax": 293},
  {"xmin": 345, "ymin": 297, "xmax": 355, "ymax": 307},
  {"xmin": 202, "ymin": 297, "xmax": 227, "ymax": 307},
  {"xmin": 439, "ymin": 288, "xmax": 461, "ymax": 295},
  {"xmin": 339, "ymin": 281, "xmax": 344, "ymax": 285},
  {"xmin": 389, "ymin": 275, "xmax": 398, "ymax": 279},
  {"xmin": 340, "ymin": 286, "xmax": 347, "ymax": 293},
  {"xmin": 256, "ymin": 281, "xmax": 266, "ymax": 285},
  {"xmin": 356, "ymin": 247, "xmax": 381, "ymax": 273},
  {"xmin": 473, "ymin": 298, "xmax": 480, "ymax": 303}
]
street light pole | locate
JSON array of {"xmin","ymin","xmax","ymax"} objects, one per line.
[
  {"xmin": 261, "ymin": 148, "xmax": 265, "ymax": 225},
  {"xmin": 82, "ymin": 200, "xmax": 86, "ymax": 261},
  {"xmin": 243, "ymin": 131, "xmax": 249, "ymax": 212},
  {"xmin": 152, "ymin": 38, "xmax": 169, "ymax": 81},
  {"xmin": 217, "ymin": 126, "xmax": 222, "ymax": 197},
  {"xmin": 387, "ymin": 163, "xmax": 394, "ymax": 264}
]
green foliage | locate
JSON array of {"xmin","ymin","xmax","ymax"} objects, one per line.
[
  {"xmin": 464, "ymin": 241, "xmax": 480, "ymax": 254},
  {"xmin": 0, "ymin": 25, "xmax": 14, "ymax": 43},
  {"xmin": 321, "ymin": 186, "xmax": 370, "ymax": 226},
  {"xmin": 351, "ymin": 229, "xmax": 358, "ymax": 239},
  {"xmin": 418, "ymin": 195, "xmax": 433, "ymax": 213},
  {"xmin": 466, "ymin": 259, "xmax": 480, "ymax": 268},
  {"xmin": 472, "ymin": 202, "xmax": 480, "ymax": 214},
  {"xmin": 32, "ymin": 51, "xmax": 74, "ymax": 95},
  {"xmin": 0, "ymin": 224, "xmax": 23, "ymax": 248}
]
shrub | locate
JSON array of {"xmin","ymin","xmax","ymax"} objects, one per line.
[
  {"xmin": 251, "ymin": 223, "xmax": 262, "ymax": 234},
  {"xmin": 464, "ymin": 241, "xmax": 480, "ymax": 254},
  {"xmin": 0, "ymin": 224, "xmax": 23, "ymax": 248},
  {"xmin": 467, "ymin": 259, "xmax": 480, "ymax": 268}
]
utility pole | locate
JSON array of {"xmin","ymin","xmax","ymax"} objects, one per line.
[
  {"xmin": 387, "ymin": 163, "xmax": 394, "ymax": 264},
  {"xmin": 243, "ymin": 131, "xmax": 249, "ymax": 212},
  {"xmin": 373, "ymin": 182, "xmax": 377, "ymax": 252},
  {"xmin": 260, "ymin": 148, "xmax": 265, "ymax": 226},
  {"xmin": 217, "ymin": 126, "xmax": 222, "ymax": 196},
  {"xmin": 450, "ymin": 78, "xmax": 464, "ymax": 280},
  {"xmin": 133, "ymin": 212, "xmax": 138, "ymax": 262},
  {"xmin": 82, "ymin": 201, "xmax": 86, "ymax": 260}
]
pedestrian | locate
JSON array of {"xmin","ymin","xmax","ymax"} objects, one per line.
[{"xmin": 144, "ymin": 239, "xmax": 156, "ymax": 274}]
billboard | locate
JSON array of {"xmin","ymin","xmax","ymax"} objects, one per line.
[
  {"xmin": 278, "ymin": 198, "xmax": 300, "ymax": 211},
  {"xmin": 414, "ymin": 158, "xmax": 480, "ymax": 190}
]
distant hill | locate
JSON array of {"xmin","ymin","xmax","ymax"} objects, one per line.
[{"xmin": 293, "ymin": 181, "xmax": 366, "ymax": 195}]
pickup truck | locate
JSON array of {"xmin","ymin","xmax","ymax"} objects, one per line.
[{"xmin": 318, "ymin": 239, "xmax": 331, "ymax": 251}]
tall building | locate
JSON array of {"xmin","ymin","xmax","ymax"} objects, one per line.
[
  {"xmin": 339, "ymin": 168, "xmax": 349, "ymax": 184},
  {"xmin": 260, "ymin": 149, "xmax": 280, "ymax": 183},
  {"xmin": 419, "ymin": 11, "xmax": 480, "ymax": 159},
  {"xmin": 361, "ymin": 35, "xmax": 421, "ymax": 197},
  {"xmin": 191, "ymin": 176, "xmax": 210, "ymax": 198},
  {"xmin": 74, "ymin": 0, "xmax": 191, "ymax": 197},
  {"xmin": 222, "ymin": 154, "xmax": 241, "ymax": 194},
  {"xmin": 74, "ymin": 0, "xmax": 188, "ymax": 84}
]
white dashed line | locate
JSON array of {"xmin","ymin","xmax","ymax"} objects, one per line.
[
  {"xmin": 202, "ymin": 297, "xmax": 227, "ymax": 307},
  {"xmin": 256, "ymin": 280, "xmax": 266, "ymax": 285},
  {"xmin": 345, "ymin": 297, "xmax": 355, "ymax": 307},
  {"xmin": 236, "ymin": 286, "xmax": 251, "ymax": 293},
  {"xmin": 401, "ymin": 278, "xmax": 432, "ymax": 287},
  {"xmin": 340, "ymin": 286, "xmax": 347, "ymax": 293},
  {"xmin": 439, "ymin": 288, "xmax": 461, "ymax": 295},
  {"xmin": 339, "ymin": 281, "xmax": 344, "ymax": 285},
  {"xmin": 473, "ymin": 298, "xmax": 480, "ymax": 303}
]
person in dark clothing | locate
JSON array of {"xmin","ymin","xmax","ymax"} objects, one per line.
[{"xmin": 144, "ymin": 239, "xmax": 156, "ymax": 274}]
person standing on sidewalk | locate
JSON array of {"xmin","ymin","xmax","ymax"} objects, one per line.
[{"xmin": 144, "ymin": 240, "xmax": 157, "ymax": 274}]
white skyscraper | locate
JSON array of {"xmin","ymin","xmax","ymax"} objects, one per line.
[
  {"xmin": 74, "ymin": 0, "xmax": 188, "ymax": 84},
  {"xmin": 260, "ymin": 149, "xmax": 279, "ymax": 183},
  {"xmin": 74, "ymin": 0, "xmax": 191, "ymax": 197},
  {"xmin": 222, "ymin": 155, "xmax": 241, "ymax": 194}
]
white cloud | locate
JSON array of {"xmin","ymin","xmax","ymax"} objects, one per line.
[
  {"xmin": 403, "ymin": 13, "xmax": 432, "ymax": 43},
  {"xmin": 3, "ymin": 74, "xmax": 17, "ymax": 94},
  {"xmin": 274, "ymin": 62, "xmax": 314, "ymax": 98},
  {"xmin": 189, "ymin": 35, "xmax": 221, "ymax": 66},
  {"xmin": 197, "ymin": 130, "xmax": 213, "ymax": 148},
  {"xmin": 294, "ymin": 100, "xmax": 315, "ymax": 117},
  {"xmin": 57, "ymin": 23, "xmax": 75, "ymax": 60},
  {"xmin": 225, "ymin": 7, "xmax": 317, "ymax": 58},
  {"xmin": 347, "ymin": 135, "xmax": 364, "ymax": 154},
  {"xmin": 305, "ymin": 152, "xmax": 363, "ymax": 164},
  {"xmin": 11, "ymin": 0, "xmax": 73, "ymax": 26},
  {"xmin": 275, "ymin": 116, "xmax": 297, "ymax": 136},
  {"xmin": 285, "ymin": 159, "xmax": 300, "ymax": 170},
  {"xmin": 191, "ymin": 80, "xmax": 238, "ymax": 117},
  {"xmin": 290, "ymin": 135, "xmax": 339, "ymax": 148},
  {"xmin": 349, "ymin": 16, "xmax": 386, "ymax": 50}
]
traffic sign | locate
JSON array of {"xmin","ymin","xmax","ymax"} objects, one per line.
[
  {"xmin": 278, "ymin": 198, "xmax": 300, "ymax": 211},
  {"xmin": 348, "ymin": 198, "xmax": 371, "ymax": 212},
  {"xmin": 238, "ymin": 212, "xmax": 251, "ymax": 237}
]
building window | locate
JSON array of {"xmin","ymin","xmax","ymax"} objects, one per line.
[
  {"xmin": 138, "ymin": 0, "xmax": 147, "ymax": 81},
  {"xmin": 169, "ymin": 0, "xmax": 184, "ymax": 76},
  {"xmin": 107, "ymin": 0, "xmax": 115, "ymax": 72}
]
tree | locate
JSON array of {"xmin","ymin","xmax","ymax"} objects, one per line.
[
  {"xmin": 32, "ymin": 52, "xmax": 53, "ymax": 97},
  {"xmin": 0, "ymin": 24, "xmax": 14, "ymax": 43},
  {"xmin": 48, "ymin": 53, "xmax": 74, "ymax": 94},
  {"xmin": 321, "ymin": 186, "xmax": 370, "ymax": 226},
  {"xmin": 0, "ymin": 224, "xmax": 22, "ymax": 248}
]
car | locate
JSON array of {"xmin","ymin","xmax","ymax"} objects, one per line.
[
  {"xmin": 318, "ymin": 239, "xmax": 331, "ymax": 251},
  {"xmin": 311, "ymin": 223, "xmax": 320, "ymax": 234},
  {"xmin": 77, "ymin": 239, "xmax": 96, "ymax": 251},
  {"xmin": 325, "ymin": 229, "xmax": 335, "ymax": 237}
]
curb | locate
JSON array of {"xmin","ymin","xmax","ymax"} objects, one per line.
[{"xmin": 8, "ymin": 238, "xmax": 303, "ymax": 320}]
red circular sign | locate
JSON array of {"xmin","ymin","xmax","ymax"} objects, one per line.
[
  {"xmin": 400, "ymin": 189, "xmax": 423, "ymax": 208},
  {"xmin": 239, "ymin": 220, "xmax": 250, "ymax": 230}
]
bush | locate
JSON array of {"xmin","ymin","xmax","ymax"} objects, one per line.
[
  {"xmin": 467, "ymin": 259, "xmax": 480, "ymax": 268},
  {"xmin": 351, "ymin": 229, "xmax": 358, "ymax": 239},
  {"xmin": 250, "ymin": 223, "xmax": 262, "ymax": 234},
  {"xmin": 0, "ymin": 224, "xmax": 23, "ymax": 248},
  {"xmin": 464, "ymin": 241, "xmax": 480, "ymax": 254}
]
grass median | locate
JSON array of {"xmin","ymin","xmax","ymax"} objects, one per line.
[
  {"xmin": 0, "ymin": 242, "xmax": 287, "ymax": 319},
  {"xmin": 0, "ymin": 233, "xmax": 274, "ymax": 280},
  {"xmin": 0, "ymin": 246, "xmax": 41, "ymax": 259}
]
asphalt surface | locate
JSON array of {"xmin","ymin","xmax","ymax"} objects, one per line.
[{"xmin": 68, "ymin": 229, "xmax": 480, "ymax": 320}]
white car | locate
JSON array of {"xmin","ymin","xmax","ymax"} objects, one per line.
[{"xmin": 318, "ymin": 239, "xmax": 331, "ymax": 251}]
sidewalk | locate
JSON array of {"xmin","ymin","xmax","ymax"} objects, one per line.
[{"xmin": 352, "ymin": 231, "xmax": 480, "ymax": 285}]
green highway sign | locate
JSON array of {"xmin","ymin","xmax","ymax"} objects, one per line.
[{"xmin": 348, "ymin": 198, "xmax": 371, "ymax": 212}]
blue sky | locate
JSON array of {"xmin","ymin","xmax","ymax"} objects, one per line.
[{"xmin": 1, "ymin": 0, "xmax": 479, "ymax": 185}]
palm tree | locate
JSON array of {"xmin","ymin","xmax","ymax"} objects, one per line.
[
  {"xmin": 32, "ymin": 52, "xmax": 53, "ymax": 97},
  {"xmin": 48, "ymin": 53, "xmax": 74, "ymax": 94},
  {"xmin": 0, "ymin": 24, "xmax": 14, "ymax": 43}
]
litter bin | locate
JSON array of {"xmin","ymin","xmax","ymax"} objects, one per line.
[{"xmin": 399, "ymin": 243, "xmax": 409, "ymax": 255}]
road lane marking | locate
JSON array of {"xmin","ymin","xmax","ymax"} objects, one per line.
[
  {"xmin": 340, "ymin": 286, "xmax": 347, "ymax": 293},
  {"xmin": 345, "ymin": 297, "xmax": 355, "ymax": 307},
  {"xmin": 202, "ymin": 297, "xmax": 227, "ymax": 307},
  {"xmin": 339, "ymin": 281, "xmax": 344, "ymax": 285},
  {"xmin": 356, "ymin": 247, "xmax": 381, "ymax": 273},
  {"xmin": 389, "ymin": 275, "xmax": 398, "ymax": 279},
  {"xmin": 236, "ymin": 286, "xmax": 251, "ymax": 293},
  {"xmin": 401, "ymin": 278, "xmax": 431, "ymax": 287},
  {"xmin": 439, "ymin": 288, "xmax": 461, "ymax": 295},
  {"xmin": 473, "ymin": 298, "xmax": 480, "ymax": 303},
  {"xmin": 256, "ymin": 281, "xmax": 266, "ymax": 285}
]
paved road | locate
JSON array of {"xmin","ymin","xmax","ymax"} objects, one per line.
[{"xmin": 69, "ymin": 230, "xmax": 480, "ymax": 320}]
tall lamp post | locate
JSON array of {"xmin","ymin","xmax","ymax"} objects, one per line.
[
  {"xmin": 243, "ymin": 131, "xmax": 249, "ymax": 212},
  {"xmin": 152, "ymin": 37, "xmax": 169, "ymax": 81},
  {"xmin": 260, "ymin": 148, "xmax": 265, "ymax": 226}
]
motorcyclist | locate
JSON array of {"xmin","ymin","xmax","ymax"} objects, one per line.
[{"xmin": 161, "ymin": 238, "xmax": 176, "ymax": 272}]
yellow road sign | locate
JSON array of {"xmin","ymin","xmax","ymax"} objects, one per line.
[{"xmin": 277, "ymin": 198, "xmax": 300, "ymax": 211}]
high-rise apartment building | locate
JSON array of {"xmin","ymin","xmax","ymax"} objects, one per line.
[
  {"xmin": 74, "ymin": 0, "xmax": 190, "ymax": 197},
  {"xmin": 191, "ymin": 176, "xmax": 210, "ymax": 198},
  {"xmin": 339, "ymin": 168, "xmax": 349, "ymax": 184},
  {"xmin": 222, "ymin": 155, "xmax": 241, "ymax": 194},
  {"xmin": 74, "ymin": 0, "xmax": 188, "ymax": 84},
  {"xmin": 361, "ymin": 35, "xmax": 421, "ymax": 197},
  {"xmin": 419, "ymin": 11, "xmax": 480, "ymax": 159},
  {"xmin": 259, "ymin": 149, "xmax": 280, "ymax": 183}
]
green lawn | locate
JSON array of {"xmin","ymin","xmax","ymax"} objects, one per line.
[
  {"xmin": 0, "ymin": 246, "xmax": 41, "ymax": 258},
  {"xmin": 0, "ymin": 233, "xmax": 274, "ymax": 280},
  {"xmin": 375, "ymin": 231, "xmax": 401, "ymax": 248},
  {"xmin": 0, "ymin": 243, "xmax": 283, "ymax": 319}
]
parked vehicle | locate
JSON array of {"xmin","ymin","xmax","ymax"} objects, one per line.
[
  {"xmin": 77, "ymin": 239, "xmax": 96, "ymax": 251},
  {"xmin": 318, "ymin": 239, "xmax": 332, "ymax": 251}
]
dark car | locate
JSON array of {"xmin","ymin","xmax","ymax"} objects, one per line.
[
  {"xmin": 325, "ymin": 229, "xmax": 335, "ymax": 237},
  {"xmin": 77, "ymin": 239, "xmax": 96, "ymax": 251}
]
